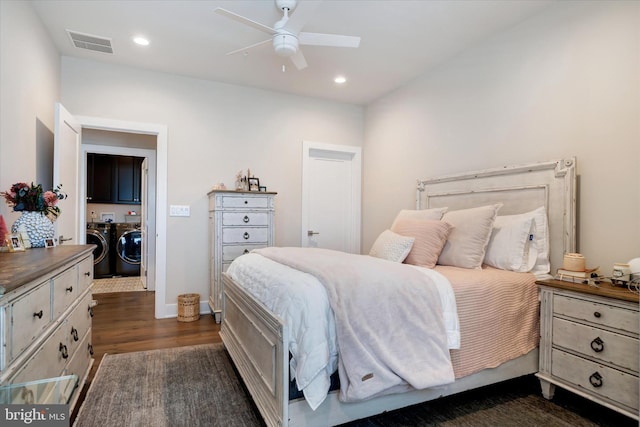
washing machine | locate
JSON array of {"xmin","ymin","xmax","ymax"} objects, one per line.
[
  {"xmin": 86, "ymin": 223, "xmax": 114, "ymax": 278},
  {"xmin": 114, "ymin": 223, "xmax": 141, "ymax": 276}
]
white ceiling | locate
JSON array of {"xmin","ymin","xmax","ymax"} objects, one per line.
[{"xmin": 31, "ymin": 0, "xmax": 555, "ymax": 105}]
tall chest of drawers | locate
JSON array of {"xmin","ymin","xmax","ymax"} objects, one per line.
[
  {"xmin": 537, "ymin": 279, "xmax": 639, "ymax": 420},
  {"xmin": 0, "ymin": 245, "xmax": 95, "ymax": 410},
  {"xmin": 208, "ymin": 190, "xmax": 276, "ymax": 322}
]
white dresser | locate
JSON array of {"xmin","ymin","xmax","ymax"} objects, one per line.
[
  {"xmin": 0, "ymin": 245, "xmax": 95, "ymax": 410},
  {"xmin": 208, "ymin": 190, "xmax": 276, "ymax": 322},
  {"xmin": 537, "ymin": 279, "xmax": 639, "ymax": 420}
]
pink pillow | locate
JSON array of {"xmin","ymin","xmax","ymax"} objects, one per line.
[{"xmin": 391, "ymin": 219, "xmax": 452, "ymax": 268}]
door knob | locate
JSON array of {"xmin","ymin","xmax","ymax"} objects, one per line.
[
  {"xmin": 59, "ymin": 235, "xmax": 73, "ymax": 244},
  {"xmin": 307, "ymin": 230, "xmax": 320, "ymax": 236}
]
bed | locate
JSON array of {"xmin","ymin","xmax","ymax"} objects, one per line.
[{"xmin": 219, "ymin": 158, "xmax": 577, "ymax": 427}]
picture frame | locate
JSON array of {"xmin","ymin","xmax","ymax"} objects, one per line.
[
  {"xmin": 258, "ymin": 186, "xmax": 267, "ymax": 192},
  {"xmin": 44, "ymin": 238, "xmax": 56, "ymax": 249},
  {"xmin": 248, "ymin": 177, "xmax": 260, "ymax": 192},
  {"xmin": 8, "ymin": 233, "xmax": 25, "ymax": 252}
]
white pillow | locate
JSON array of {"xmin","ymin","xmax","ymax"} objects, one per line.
[
  {"xmin": 390, "ymin": 207, "xmax": 448, "ymax": 229},
  {"xmin": 522, "ymin": 207, "xmax": 550, "ymax": 275},
  {"xmin": 438, "ymin": 204, "xmax": 502, "ymax": 269},
  {"xmin": 369, "ymin": 230, "xmax": 415, "ymax": 263},
  {"xmin": 484, "ymin": 214, "xmax": 537, "ymax": 272}
]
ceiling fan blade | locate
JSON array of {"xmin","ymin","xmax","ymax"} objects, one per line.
[
  {"xmin": 298, "ymin": 32, "xmax": 360, "ymax": 48},
  {"xmin": 215, "ymin": 8, "xmax": 275, "ymax": 35},
  {"xmin": 289, "ymin": 49, "xmax": 308, "ymax": 70},
  {"xmin": 225, "ymin": 39, "xmax": 271, "ymax": 56},
  {"xmin": 284, "ymin": 0, "xmax": 323, "ymax": 34}
]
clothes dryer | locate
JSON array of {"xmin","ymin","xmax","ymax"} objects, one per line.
[
  {"xmin": 86, "ymin": 223, "xmax": 114, "ymax": 278},
  {"xmin": 114, "ymin": 223, "xmax": 141, "ymax": 276}
]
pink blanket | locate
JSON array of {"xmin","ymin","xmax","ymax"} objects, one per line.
[{"xmin": 255, "ymin": 247, "xmax": 454, "ymax": 402}]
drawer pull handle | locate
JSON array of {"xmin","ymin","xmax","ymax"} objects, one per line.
[
  {"xmin": 66, "ymin": 286, "xmax": 73, "ymax": 293},
  {"xmin": 593, "ymin": 311, "xmax": 601, "ymax": 318},
  {"xmin": 33, "ymin": 310, "xmax": 43, "ymax": 319},
  {"xmin": 88, "ymin": 306, "xmax": 94, "ymax": 317},
  {"xmin": 59, "ymin": 343, "xmax": 69, "ymax": 359},
  {"xmin": 243, "ymin": 215, "xmax": 250, "ymax": 223},
  {"xmin": 21, "ymin": 387, "xmax": 34, "ymax": 404},
  {"xmin": 88, "ymin": 343, "xmax": 94, "ymax": 356},
  {"xmin": 71, "ymin": 327, "xmax": 79, "ymax": 341},
  {"xmin": 589, "ymin": 371, "xmax": 603, "ymax": 388},
  {"xmin": 243, "ymin": 249, "xmax": 250, "ymax": 254},
  {"xmin": 243, "ymin": 232, "xmax": 250, "ymax": 240},
  {"xmin": 244, "ymin": 200, "xmax": 248, "ymax": 204},
  {"xmin": 84, "ymin": 271, "xmax": 91, "ymax": 277},
  {"xmin": 590, "ymin": 337, "xmax": 604, "ymax": 353}
]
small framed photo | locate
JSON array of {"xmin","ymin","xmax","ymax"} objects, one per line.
[
  {"xmin": 8, "ymin": 233, "xmax": 25, "ymax": 252},
  {"xmin": 248, "ymin": 177, "xmax": 260, "ymax": 191},
  {"xmin": 44, "ymin": 238, "xmax": 56, "ymax": 249},
  {"xmin": 258, "ymin": 186, "xmax": 267, "ymax": 192}
]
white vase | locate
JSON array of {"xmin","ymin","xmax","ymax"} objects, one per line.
[{"xmin": 11, "ymin": 211, "xmax": 54, "ymax": 248}]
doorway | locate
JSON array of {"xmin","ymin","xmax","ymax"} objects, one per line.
[
  {"xmin": 82, "ymin": 130, "xmax": 156, "ymax": 292},
  {"xmin": 301, "ymin": 141, "xmax": 361, "ymax": 253},
  {"xmin": 76, "ymin": 115, "xmax": 169, "ymax": 319}
]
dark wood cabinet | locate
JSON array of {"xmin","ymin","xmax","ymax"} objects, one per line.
[{"xmin": 87, "ymin": 154, "xmax": 143, "ymax": 205}]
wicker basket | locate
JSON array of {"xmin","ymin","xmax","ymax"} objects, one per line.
[{"xmin": 177, "ymin": 293, "xmax": 200, "ymax": 322}]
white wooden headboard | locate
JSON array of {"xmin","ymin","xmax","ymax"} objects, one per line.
[{"xmin": 416, "ymin": 158, "xmax": 577, "ymax": 274}]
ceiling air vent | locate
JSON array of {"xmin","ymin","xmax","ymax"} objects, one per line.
[{"xmin": 67, "ymin": 30, "xmax": 113, "ymax": 54}]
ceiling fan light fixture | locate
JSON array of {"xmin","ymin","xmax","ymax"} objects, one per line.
[{"xmin": 273, "ymin": 33, "xmax": 298, "ymax": 57}]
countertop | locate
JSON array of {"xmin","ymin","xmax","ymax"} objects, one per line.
[{"xmin": 0, "ymin": 245, "xmax": 95, "ymax": 296}]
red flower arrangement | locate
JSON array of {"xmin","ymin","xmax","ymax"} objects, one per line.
[{"xmin": 1, "ymin": 182, "xmax": 66, "ymax": 220}]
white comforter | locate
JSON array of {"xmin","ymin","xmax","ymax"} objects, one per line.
[{"xmin": 227, "ymin": 250, "xmax": 459, "ymax": 410}]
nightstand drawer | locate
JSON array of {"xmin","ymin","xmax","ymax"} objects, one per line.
[
  {"xmin": 552, "ymin": 349, "xmax": 639, "ymax": 411},
  {"xmin": 222, "ymin": 212, "xmax": 268, "ymax": 226},
  {"xmin": 553, "ymin": 318, "xmax": 639, "ymax": 373},
  {"xmin": 553, "ymin": 294, "xmax": 639, "ymax": 335},
  {"xmin": 222, "ymin": 227, "xmax": 269, "ymax": 244}
]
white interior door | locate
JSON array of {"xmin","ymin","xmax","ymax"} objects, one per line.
[
  {"xmin": 53, "ymin": 103, "xmax": 82, "ymax": 245},
  {"xmin": 301, "ymin": 141, "xmax": 361, "ymax": 253},
  {"xmin": 140, "ymin": 158, "xmax": 148, "ymax": 289}
]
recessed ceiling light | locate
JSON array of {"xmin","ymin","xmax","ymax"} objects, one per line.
[
  {"xmin": 334, "ymin": 75, "xmax": 347, "ymax": 84},
  {"xmin": 133, "ymin": 36, "xmax": 149, "ymax": 46}
]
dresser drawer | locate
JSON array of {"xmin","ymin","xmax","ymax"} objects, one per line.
[
  {"xmin": 65, "ymin": 328, "xmax": 92, "ymax": 384},
  {"xmin": 52, "ymin": 267, "xmax": 78, "ymax": 318},
  {"xmin": 77, "ymin": 255, "xmax": 94, "ymax": 294},
  {"xmin": 222, "ymin": 244, "xmax": 267, "ymax": 262},
  {"xmin": 10, "ymin": 322, "xmax": 67, "ymax": 386},
  {"xmin": 222, "ymin": 227, "xmax": 268, "ymax": 244},
  {"xmin": 552, "ymin": 349, "xmax": 639, "ymax": 411},
  {"xmin": 222, "ymin": 212, "xmax": 268, "ymax": 226},
  {"xmin": 221, "ymin": 195, "xmax": 270, "ymax": 209},
  {"xmin": 10, "ymin": 280, "xmax": 52, "ymax": 361},
  {"xmin": 553, "ymin": 318, "xmax": 639, "ymax": 373},
  {"xmin": 66, "ymin": 292, "xmax": 93, "ymax": 357},
  {"xmin": 553, "ymin": 294, "xmax": 638, "ymax": 335}
]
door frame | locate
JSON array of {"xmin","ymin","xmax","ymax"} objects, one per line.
[
  {"xmin": 77, "ymin": 115, "xmax": 169, "ymax": 319},
  {"xmin": 301, "ymin": 140, "xmax": 362, "ymax": 254}
]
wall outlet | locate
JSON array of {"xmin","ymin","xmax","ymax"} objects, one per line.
[{"xmin": 169, "ymin": 205, "xmax": 190, "ymax": 217}]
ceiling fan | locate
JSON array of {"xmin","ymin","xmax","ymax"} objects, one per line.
[{"xmin": 215, "ymin": 0, "xmax": 361, "ymax": 70}]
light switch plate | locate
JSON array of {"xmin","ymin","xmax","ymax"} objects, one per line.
[{"xmin": 169, "ymin": 205, "xmax": 190, "ymax": 217}]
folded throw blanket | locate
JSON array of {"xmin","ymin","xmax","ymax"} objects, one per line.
[{"xmin": 255, "ymin": 247, "xmax": 455, "ymax": 402}]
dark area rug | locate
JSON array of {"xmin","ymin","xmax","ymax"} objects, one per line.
[{"xmin": 74, "ymin": 343, "xmax": 636, "ymax": 427}]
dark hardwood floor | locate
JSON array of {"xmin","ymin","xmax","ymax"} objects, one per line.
[{"xmin": 73, "ymin": 290, "xmax": 220, "ymax": 421}]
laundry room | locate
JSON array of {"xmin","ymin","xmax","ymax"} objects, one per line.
[{"xmin": 83, "ymin": 128, "xmax": 157, "ymax": 293}]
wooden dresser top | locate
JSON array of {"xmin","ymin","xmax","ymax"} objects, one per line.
[{"xmin": 537, "ymin": 278, "xmax": 640, "ymax": 303}]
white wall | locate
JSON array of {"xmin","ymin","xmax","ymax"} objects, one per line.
[
  {"xmin": 0, "ymin": 0, "xmax": 60, "ymax": 222},
  {"xmin": 60, "ymin": 57, "xmax": 364, "ymax": 306},
  {"xmin": 363, "ymin": 1, "xmax": 639, "ymax": 272}
]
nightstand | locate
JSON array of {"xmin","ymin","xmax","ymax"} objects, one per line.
[{"xmin": 536, "ymin": 278, "xmax": 639, "ymax": 420}]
